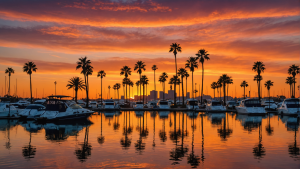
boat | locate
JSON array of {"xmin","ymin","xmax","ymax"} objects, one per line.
[
  {"xmin": 157, "ymin": 100, "xmax": 170, "ymax": 110},
  {"xmin": 77, "ymin": 100, "xmax": 86, "ymax": 107},
  {"xmin": 277, "ymin": 98, "xmax": 300, "ymax": 116},
  {"xmin": 147, "ymin": 101, "xmax": 157, "ymax": 109},
  {"xmin": 186, "ymin": 99, "xmax": 199, "ymax": 110},
  {"xmin": 0, "ymin": 102, "xmax": 19, "ymax": 117},
  {"xmin": 11, "ymin": 100, "xmax": 30, "ymax": 109},
  {"xmin": 235, "ymin": 99, "xmax": 266, "ymax": 115},
  {"xmin": 18, "ymin": 104, "xmax": 46, "ymax": 120},
  {"xmin": 206, "ymin": 100, "xmax": 226, "ymax": 111},
  {"xmin": 134, "ymin": 101, "xmax": 144, "ymax": 109},
  {"xmin": 103, "ymin": 99, "xmax": 117, "ymax": 110},
  {"xmin": 261, "ymin": 99, "xmax": 277, "ymax": 110},
  {"xmin": 226, "ymin": 101, "xmax": 237, "ymax": 109},
  {"xmin": 89, "ymin": 101, "xmax": 98, "ymax": 109},
  {"xmin": 37, "ymin": 95, "xmax": 94, "ymax": 121},
  {"xmin": 33, "ymin": 99, "xmax": 46, "ymax": 105}
]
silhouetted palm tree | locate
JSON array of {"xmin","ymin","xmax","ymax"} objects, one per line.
[
  {"xmin": 5, "ymin": 67, "xmax": 14, "ymax": 96},
  {"xmin": 97, "ymin": 70, "xmax": 106, "ymax": 102},
  {"xmin": 240, "ymin": 81, "xmax": 249, "ymax": 99},
  {"xmin": 252, "ymin": 61, "xmax": 265, "ymax": 101},
  {"xmin": 108, "ymin": 85, "xmax": 111, "ymax": 99},
  {"xmin": 286, "ymin": 77, "xmax": 294, "ymax": 98},
  {"xmin": 128, "ymin": 80, "xmax": 134, "ymax": 102},
  {"xmin": 169, "ymin": 43, "xmax": 182, "ymax": 106},
  {"xmin": 120, "ymin": 66, "xmax": 132, "ymax": 102},
  {"xmin": 211, "ymin": 82, "xmax": 217, "ymax": 99},
  {"xmin": 159, "ymin": 72, "xmax": 168, "ymax": 100},
  {"xmin": 264, "ymin": 80, "xmax": 274, "ymax": 109},
  {"xmin": 169, "ymin": 76, "xmax": 180, "ymax": 101},
  {"xmin": 134, "ymin": 61, "xmax": 146, "ymax": 101},
  {"xmin": 140, "ymin": 75, "xmax": 149, "ymax": 104},
  {"xmin": 218, "ymin": 74, "xmax": 231, "ymax": 105},
  {"xmin": 135, "ymin": 81, "xmax": 140, "ymax": 100},
  {"xmin": 185, "ymin": 57, "xmax": 198, "ymax": 99},
  {"xmin": 152, "ymin": 65, "xmax": 158, "ymax": 100},
  {"xmin": 288, "ymin": 64, "xmax": 299, "ymax": 98},
  {"xmin": 184, "ymin": 71, "xmax": 189, "ymax": 98},
  {"xmin": 196, "ymin": 49, "xmax": 210, "ymax": 105},
  {"xmin": 254, "ymin": 75, "xmax": 263, "ymax": 97},
  {"xmin": 23, "ymin": 62, "xmax": 37, "ymax": 103},
  {"xmin": 66, "ymin": 77, "xmax": 85, "ymax": 103},
  {"xmin": 76, "ymin": 57, "xmax": 93, "ymax": 107},
  {"xmin": 114, "ymin": 83, "xmax": 121, "ymax": 101},
  {"xmin": 178, "ymin": 68, "xmax": 187, "ymax": 105},
  {"xmin": 226, "ymin": 77, "xmax": 233, "ymax": 100},
  {"xmin": 217, "ymin": 79, "xmax": 223, "ymax": 102}
]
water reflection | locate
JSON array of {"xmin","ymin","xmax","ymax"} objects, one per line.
[
  {"xmin": 75, "ymin": 126, "xmax": 92, "ymax": 162},
  {"xmin": 0, "ymin": 112, "xmax": 300, "ymax": 168}
]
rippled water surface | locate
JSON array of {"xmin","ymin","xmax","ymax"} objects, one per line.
[{"xmin": 0, "ymin": 111, "xmax": 299, "ymax": 168}]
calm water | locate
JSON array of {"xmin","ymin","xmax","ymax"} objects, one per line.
[{"xmin": 0, "ymin": 111, "xmax": 299, "ymax": 169}]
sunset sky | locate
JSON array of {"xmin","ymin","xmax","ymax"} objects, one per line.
[{"xmin": 0, "ymin": 0, "xmax": 299, "ymax": 99}]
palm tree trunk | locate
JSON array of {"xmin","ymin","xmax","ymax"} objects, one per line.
[
  {"xmin": 101, "ymin": 78, "xmax": 103, "ymax": 102},
  {"xmin": 223, "ymin": 83, "xmax": 226, "ymax": 105},
  {"xmin": 129, "ymin": 85, "xmax": 130, "ymax": 103},
  {"xmin": 75, "ymin": 89, "xmax": 78, "ymax": 103},
  {"xmin": 293, "ymin": 76, "xmax": 296, "ymax": 98},
  {"xmin": 213, "ymin": 89, "xmax": 215, "ymax": 99},
  {"xmin": 201, "ymin": 63, "xmax": 204, "ymax": 105},
  {"xmin": 244, "ymin": 86, "xmax": 245, "ymax": 99},
  {"xmin": 86, "ymin": 75, "xmax": 89, "ymax": 108},
  {"xmin": 126, "ymin": 83, "xmax": 128, "ymax": 102},
  {"xmin": 146, "ymin": 84, "xmax": 148, "ymax": 102},
  {"xmin": 163, "ymin": 82, "xmax": 165, "ymax": 100},
  {"xmin": 140, "ymin": 74, "xmax": 141, "ymax": 101},
  {"xmin": 192, "ymin": 71, "xmax": 194, "ymax": 99},
  {"xmin": 8, "ymin": 75, "xmax": 10, "ymax": 96},
  {"xmin": 154, "ymin": 70, "xmax": 156, "ymax": 101},
  {"xmin": 182, "ymin": 77, "xmax": 184, "ymax": 105},
  {"xmin": 227, "ymin": 85, "xmax": 229, "ymax": 100},
  {"xmin": 30, "ymin": 74, "xmax": 32, "ymax": 103},
  {"xmin": 174, "ymin": 54, "xmax": 177, "ymax": 106},
  {"xmin": 143, "ymin": 84, "xmax": 145, "ymax": 104},
  {"xmin": 185, "ymin": 77, "xmax": 187, "ymax": 99}
]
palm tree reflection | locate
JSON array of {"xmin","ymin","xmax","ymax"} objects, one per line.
[
  {"xmin": 121, "ymin": 111, "xmax": 131, "ymax": 149},
  {"xmin": 159, "ymin": 115, "xmax": 167, "ymax": 142},
  {"xmin": 22, "ymin": 131, "xmax": 36, "ymax": 160},
  {"xmin": 75, "ymin": 126, "xmax": 92, "ymax": 162},
  {"xmin": 97, "ymin": 113, "xmax": 105, "ymax": 145},
  {"xmin": 265, "ymin": 114, "xmax": 274, "ymax": 136},
  {"xmin": 287, "ymin": 118, "xmax": 299, "ymax": 159},
  {"xmin": 113, "ymin": 112, "xmax": 120, "ymax": 131},
  {"xmin": 152, "ymin": 111, "xmax": 157, "ymax": 148},
  {"xmin": 135, "ymin": 114, "xmax": 145, "ymax": 154},
  {"xmin": 217, "ymin": 113, "xmax": 233, "ymax": 141},
  {"xmin": 253, "ymin": 123, "xmax": 266, "ymax": 160},
  {"xmin": 187, "ymin": 114, "xmax": 200, "ymax": 168}
]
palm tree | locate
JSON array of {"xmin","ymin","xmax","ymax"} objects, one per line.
[
  {"xmin": 134, "ymin": 61, "xmax": 146, "ymax": 101},
  {"xmin": 252, "ymin": 61, "xmax": 265, "ymax": 102},
  {"xmin": 152, "ymin": 65, "xmax": 158, "ymax": 100},
  {"xmin": 240, "ymin": 81, "xmax": 249, "ymax": 99},
  {"xmin": 288, "ymin": 64, "xmax": 299, "ymax": 98},
  {"xmin": 185, "ymin": 57, "xmax": 198, "ymax": 99},
  {"xmin": 97, "ymin": 70, "xmax": 106, "ymax": 103},
  {"xmin": 120, "ymin": 66, "xmax": 132, "ymax": 102},
  {"xmin": 226, "ymin": 77, "xmax": 233, "ymax": 100},
  {"xmin": 5, "ymin": 67, "xmax": 14, "ymax": 96},
  {"xmin": 184, "ymin": 71, "xmax": 189, "ymax": 99},
  {"xmin": 23, "ymin": 62, "xmax": 37, "ymax": 103},
  {"xmin": 211, "ymin": 82, "xmax": 217, "ymax": 99},
  {"xmin": 169, "ymin": 75, "xmax": 180, "ymax": 101},
  {"xmin": 128, "ymin": 80, "xmax": 134, "ymax": 102},
  {"xmin": 254, "ymin": 75, "xmax": 263, "ymax": 97},
  {"xmin": 159, "ymin": 72, "xmax": 168, "ymax": 100},
  {"xmin": 178, "ymin": 68, "xmax": 187, "ymax": 105},
  {"xmin": 196, "ymin": 49, "xmax": 210, "ymax": 105},
  {"xmin": 135, "ymin": 81, "xmax": 140, "ymax": 100},
  {"xmin": 218, "ymin": 74, "xmax": 231, "ymax": 105},
  {"xmin": 76, "ymin": 57, "xmax": 93, "ymax": 107},
  {"xmin": 264, "ymin": 80, "xmax": 274, "ymax": 109},
  {"xmin": 66, "ymin": 77, "xmax": 85, "ymax": 103},
  {"xmin": 217, "ymin": 79, "xmax": 223, "ymax": 102},
  {"xmin": 140, "ymin": 75, "xmax": 149, "ymax": 104},
  {"xmin": 114, "ymin": 83, "xmax": 121, "ymax": 101},
  {"xmin": 286, "ymin": 77, "xmax": 294, "ymax": 98},
  {"xmin": 169, "ymin": 43, "xmax": 182, "ymax": 106},
  {"xmin": 108, "ymin": 85, "xmax": 111, "ymax": 99}
]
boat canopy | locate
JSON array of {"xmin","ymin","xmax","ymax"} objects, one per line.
[{"xmin": 244, "ymin": 99, "xmax": 262, "ymax": 107}]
